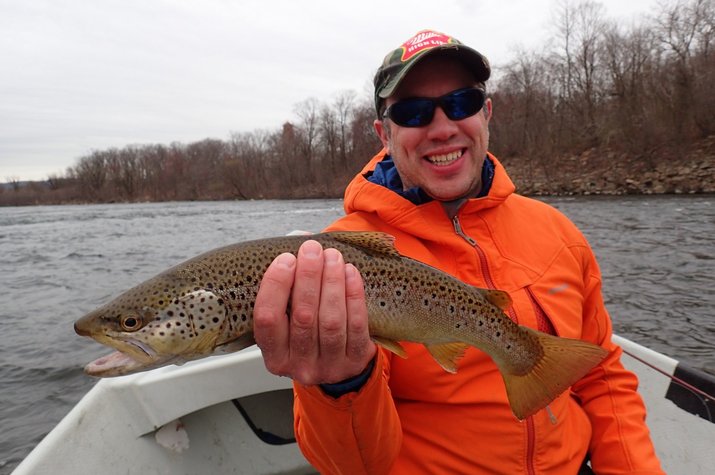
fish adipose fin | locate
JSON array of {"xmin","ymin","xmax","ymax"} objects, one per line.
[
  {"xmin": 329, "ymin": 231, "xmax": 401, "ymax": 258},
  {"xmin": 425, "ymin": 342, "xmax": 470, "ymax": 373},
  {"xmin": 373, "ymin": 337, "xmax": 407, "ymax": 358},
  {"xmin": 501, "ymin": 328, "xmax": 608, "ymax": 420}
]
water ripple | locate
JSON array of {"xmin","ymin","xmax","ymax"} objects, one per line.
[{"xmin": 1, "ymin": 196, "xmax": 713, "ymax": 472}]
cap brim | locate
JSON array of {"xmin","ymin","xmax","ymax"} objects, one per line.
[{"xmin": 378, "ymin": 45, "xmax": 490, "ymax": 100}]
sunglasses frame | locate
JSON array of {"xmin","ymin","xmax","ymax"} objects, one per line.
[{"xmin": 382, "ymin": 87, "xmax": 486, "ymax": 128}]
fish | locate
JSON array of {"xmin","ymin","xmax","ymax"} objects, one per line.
[{"xmin": 74, "ymin": 231, "xmax": 608, "ymax": 419}]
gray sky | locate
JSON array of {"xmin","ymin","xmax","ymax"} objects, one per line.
[{"xmin": 1, "ymin": 0, "xmax": 656, "ymax": 182}]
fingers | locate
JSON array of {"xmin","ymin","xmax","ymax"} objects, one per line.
[
  {"xmin": 345, "ymin": 264, "xmax": 375, "ymax": 364},
  {"xmin": 253, "ymin": 239, "xmax": 374, "ymax": 386},
  {"xmin": 317, "ymin": 249, "xmax": 348, "ymax": 370},
  {"xmin": 254, "ymin": 252, "xmax": 295, "ymax": 374},
  {"xmin": 289, "ymin": 240, "xmax": 324, "ymax": 381}
]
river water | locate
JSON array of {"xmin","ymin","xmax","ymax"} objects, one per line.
[{"xmin": 1, "ymin": 196, "xmax": 713, "ymax": 473}]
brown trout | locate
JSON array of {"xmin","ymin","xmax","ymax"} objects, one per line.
[{"xmin": 75, "ymin": 231, "xmax": 607, "ymax": 419}]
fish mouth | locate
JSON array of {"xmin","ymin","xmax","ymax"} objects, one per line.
[{"xmin": 83, "ymin": 339, "xmax": 172, "ymax": 377}]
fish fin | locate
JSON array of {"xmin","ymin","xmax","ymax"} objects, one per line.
[
  {"xmin": 372, "ymin": 337, "xmax": 407, "ymax": 358},
  {"xmin": 328, "ymin": 231, "xmax": 401, "ymax": 257},
  {"xmin": 500, "ymin": 328, "xmax": 608, "ymax": 420},
  {"xmin": 425, "ymin": 342, "xmax": 470, "ymax": 373},
  {"xmin": 483, "ymin": 289, "xmax": 512, "ymax": 311},
  {"xmin": 214, "ymin": 333, "xmax": 256, "ymax": 354}
]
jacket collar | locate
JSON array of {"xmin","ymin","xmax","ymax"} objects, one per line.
[
  {"xmin": 364, "ymin": 154, "xmax": 495, "ymax": 205},
  {"xmin": 343, "ymin": 149, "xmax": 515, "ymax": 222}
]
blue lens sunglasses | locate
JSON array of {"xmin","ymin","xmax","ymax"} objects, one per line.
[{"xmin": 382, "ymin": 87, "xmax": 486, "ymax": 128}]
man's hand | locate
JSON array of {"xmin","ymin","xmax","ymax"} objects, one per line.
[{"xmin": 253, "ymin": 239, "xmax": 376, "ymax": 386}]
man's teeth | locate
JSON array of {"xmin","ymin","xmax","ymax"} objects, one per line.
[{"xmin": 427, "ymin": 150, "xmax": 462, "ymax": 165}]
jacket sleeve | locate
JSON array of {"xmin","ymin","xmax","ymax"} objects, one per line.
[
  {"xmin": 571, "ymin": 245, "xmax": 665, "ymax": 475},
  {"xmin": 293, "ymin": 348, "xmax": 402, "ymax": 474}
]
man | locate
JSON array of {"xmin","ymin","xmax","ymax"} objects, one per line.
[{"xmin": 253, "ymin": 30, "xmax": 664, "ymax": 474}]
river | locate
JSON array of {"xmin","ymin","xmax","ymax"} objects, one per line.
[{"xmin": 1, "ymin": 195, "xmax": 713, "ymax": 473}]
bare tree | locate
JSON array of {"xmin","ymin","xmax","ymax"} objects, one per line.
[
  {"xmin": 74, "ymin": 151, "xmax": 107, "ymax": 200},
  {"xmin": 654, "ymin": 0, "xmax": 715, "ymax": 137},
  {"xmin": 550, "ymin": 0, "xmax": 609, "ymax": 145},
  {"xmin": 334, "ymin": 90, "xmax": 356, "ymax": 169},
  {"xmin": 5, "ymin": 176, "xmax": 21, "ymax": 192},
  {"xmin": 293, "ymin": 97, "xmax": 321, "ymax": 178}
]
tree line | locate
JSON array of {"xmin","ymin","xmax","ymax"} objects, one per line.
[
  {"xmin": 3, "ymin": 0, "xmax": 714, "ymax": 206},
  {"xmin": 491, "ymin": 0, "xmax": 715, "ymax": 184}
]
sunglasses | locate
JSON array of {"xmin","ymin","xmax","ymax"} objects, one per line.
[{"xmin": 382, "ymin": 87, "xmax": 486, "ymax": 127}]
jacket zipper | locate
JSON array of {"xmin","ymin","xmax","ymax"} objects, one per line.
[
  {"xmin": 451, "ymin": 214, "xmax": 536, "ymax": 475},
  {"xmin": 451, "ymin": 215, "xmax": 518, "ymax": 324}
]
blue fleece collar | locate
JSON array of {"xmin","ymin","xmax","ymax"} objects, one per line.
[{"xmin": 366, "ymin": 154, "xmax": 495, "ymax": 205}]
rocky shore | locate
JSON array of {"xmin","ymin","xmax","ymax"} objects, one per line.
[{"xmin": 503, "ymin": 136, "xmax": 715, "ymax": 197}]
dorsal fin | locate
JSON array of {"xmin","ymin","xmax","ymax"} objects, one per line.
[
  {"xmin": 483, "ymin": 289, "xmax": 512, "ymax": 310},
  {"xmin": 327, "ymin": 231, "xmax": 401, "ymax": 257}
]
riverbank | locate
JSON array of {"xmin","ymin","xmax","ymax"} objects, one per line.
[
  {"xmin": 2, "ymin": 137, "xmax": 714, "ymax": 206},
  {"xmin": 503, "ymin": 136, "xmax": 715, "ymax": 196}
]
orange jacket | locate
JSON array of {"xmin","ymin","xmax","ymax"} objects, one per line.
[{"xmin": 294, "ymin": 150, "xmax": 663, "ymax": 474}]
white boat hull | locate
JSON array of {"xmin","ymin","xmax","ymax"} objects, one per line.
[{"xmin": 13, "ymin": 337, "xmax": 714, "ymax": 474}]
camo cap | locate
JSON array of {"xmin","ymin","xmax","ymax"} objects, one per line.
[{"xmin": 373, "ymin": 29, "xmax": 491, "ymax": 115}]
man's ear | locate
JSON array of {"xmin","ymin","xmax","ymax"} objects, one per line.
[
  {"xmin": 373, "ymin": 119, "xmax": 390, "ymax": 151},
  {"xmin": 483, "ymin": 98, "xmax": 493, "ymax": 122}
]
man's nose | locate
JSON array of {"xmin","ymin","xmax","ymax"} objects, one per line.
[{"xmin": 426, "ymin": 105, "xmax": 459, "ymax": 141}]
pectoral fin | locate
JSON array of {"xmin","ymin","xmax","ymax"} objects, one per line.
[
  {"xmin": 214, "ymin": 333, "xmax": 256, "ymax": 354},
  {"xmin": 372, "ymin": 337, "xmax": 407, "ymax": 358},
  {"xmin": 425, "ymin": 342, "xmax": 470, "ymax": 373}
]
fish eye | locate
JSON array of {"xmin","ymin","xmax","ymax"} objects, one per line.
[{"xmin": 121, "ymin": 315, "xmax": 143, "ymax": 331}]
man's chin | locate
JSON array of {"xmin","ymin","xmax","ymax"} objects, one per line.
[{"xmin": 426, "ymin": 184, "xmax": 482, "ymax": 202}]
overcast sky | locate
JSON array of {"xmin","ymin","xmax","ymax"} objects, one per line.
[{"xmin": 1, "ymin": 0, "xmax": 658, "ymax": 181}]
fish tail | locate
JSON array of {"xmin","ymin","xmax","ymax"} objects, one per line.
[{"xmin": 501, "ymin": 328, "xmax": 608, "ymax": 420}]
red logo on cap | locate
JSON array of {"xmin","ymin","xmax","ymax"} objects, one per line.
[{"xmin": 400, "ymin": 30, "xmax": 453, "ymax": 62}]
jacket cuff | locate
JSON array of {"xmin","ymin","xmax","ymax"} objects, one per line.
[{"xmin": 319, "ymin": 357, "xmax": 376, "ymax": 398}]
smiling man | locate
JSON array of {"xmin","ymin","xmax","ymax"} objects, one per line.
[{"xmin": 253, "ymin": 30, "xmax": 664, "ymax": 474}]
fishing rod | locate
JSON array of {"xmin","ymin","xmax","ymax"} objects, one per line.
[{"xmin": 620, "ymin": 347, "xmax": 714, "ymax": 423}]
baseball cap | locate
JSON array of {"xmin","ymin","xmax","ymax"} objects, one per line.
[{"xmin": 373, "ymin": 29, "xmax": 491, "ymax": 115}]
